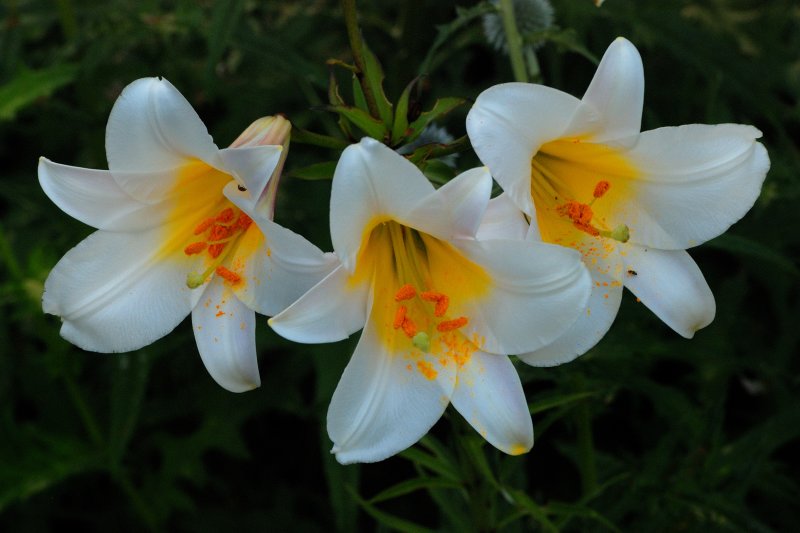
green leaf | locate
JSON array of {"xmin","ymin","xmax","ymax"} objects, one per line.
[
  {"xmin": 548, "ymin": 502, "xmax": 621, "ymax": 532},
  {"xmin": 287, "ymin": 161, "xmax": 337, "ymax": 181},
  {"xmin": 347, "ymin": 486, "xmax": 435, "ymax": 533},
  {"xmin": 505, "ymin": 489, "xmax": 560, "ymax": 532},
  {"xmin": 361, "ymin": 43, "xmax": 394, "ymax": 126},
  {"xmin": 351, "ymin": 73, "xmax": 368, "ymax": 112},
  {"xmin": 407, "ymin": 97, "xmax": 466, "ymax": 143},
  {"xmin": 108, "ymin": 352, "xmax": 150, "ymax": 467},
  {"xmin": 706, "ymin": 233, "xmax": 799, "ymax": 276},
  {"xmin": 290, "ymin": 128, "xmax": 349, "ymax": 150},
  {"xmin": 369, "ymin": 476, "xmax": 462, "ymax": 504},
  {"xmin": 0, "ymin": 64, "xmax": 78, "ymax": 121},
  {"xmin": 329, "ymin": 105, "xmax": 388, "ymax": 140},
  {"xmin": 399, "ymin": 447, "xmax": 462, "ymax": 483},
  {"xmin": 205, "ymin": 0, "xmax": 246, "ymax": 89},
  {"xmin": 418, "ymin": 2, "xmax": 496, "ymax": 76},
  {"xmin": 528, "ymin": 390, "xmax": 599, "ymax": 415},
  {"xmin": 391, "ymin": 78, "xmax": 418, "ymax": 144}
]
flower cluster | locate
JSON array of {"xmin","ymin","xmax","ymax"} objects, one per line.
[{"xmin": 39, "ymin": 38, "xmax": 768, "ymax": 464}]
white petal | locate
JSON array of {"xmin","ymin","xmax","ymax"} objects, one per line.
[
  {"xmin": 218, "ymin": 145, "xmax": 283, "ymax": 211},
  {"xmin": 620, "ymin": 124, "xmax": 769, "ymax": 249},
  {"xmin": 407, "ymin": 166, "xmax": 492, "ymax": 240},
  {"xmin": 330, "ymin": 138, "xmax": 436, "ymax": 270},
  {"xmin": 327, "ymin": 313, "xmax": 454, "ymax": 464},
  {"xmin": 622, "ymin": 245, "xmax": 715, "ymax": 338},
  {"xmin": 106, "ymin": 77, "xmax": 220, "ymax": 174},
  {"xmin": 581, "ymin": 37, "xmax": 644, "ymax": 142},
  {"xmin": 227, "ymin": 215, "xmax": 339, "ymax": 317},
  {"xmin": 455, "ymin": 239, "xmax": 591, "ymax": 355},
  {"xmin": 38, "ymin": 158, "xmax": 168, "ymax": 231},
  {"xmin": 191, "ymin": 277, "xmax": 260, "ymax": 392},
  {"xmin": 518, "ymin": 268, "xmax": 623, "ymax": 366},
  {"xmin": 476, "ymin": 193, "xmax": 529, "ymax": 241},
  {"xmin": 466, "ymin": 82, "xmax": 591, "ymax": 217},
  {"xmin": 450, "ymin": 351, "xmax": 533, "ymax": 455},
  {"xmin": 268, "ymin": 264, "xmax": 368, "ymax": 343},
  {"xmin": 43, "ymin": 229, "xmax": 201, "ymax": 352}
]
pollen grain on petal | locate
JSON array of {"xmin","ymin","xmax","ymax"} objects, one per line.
[{"xmin": 416, "ymin": 360, "xmax": 438, "ymax": 380}]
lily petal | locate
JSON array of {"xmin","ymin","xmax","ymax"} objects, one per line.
[
  {"xmin": 218, "ymin": 145, "xmax": 283, "ymax": 213},
  {"xmin": 455, "ymin": 238, "xmax": 591, "ymax": 355},
  {"xmin": 581, "ymin": 37, "xmax": 644, "ymax": 142},
  {"xmin": 327, "ymin": 311, "xmax": 455, "ymax": 464},
  {"xmin": 408, "ymin": 166, "xmax": 492, "ymax": 240},
  {"xmin": 106, "ymin": 78, "xmax": 220, "ymax": 175},
  {"xmin": 619, "ymin": 124, "xmax": 769, "ymax": 249},
  {"xmin": 330, "ymin": 138, "xmax": 437, "ymax": 270},
  {"xmin": 191, "ymin": 277, "xmax": 260, "ymax": 392},
  {"xmin": 450, "ymin": 351, "xmax": 533, "ymax": 455},
  {"xmin": 225, "ymin": 214, "xmax": 338, "ymax": 317},
  {"xmin": 518, "ymin": 269, "xmax": 623, "ymax": 366},
  {"xmin": 43, "ymin": 228, "xmax": 201, "ymax": 352},
  {"xmin": 476, "ymin": 193, "xmax": 530, "ymax": 241},
  {"xmin": 622, "ymin": 245, "xmax": 715, "ymax": 338},
  {"xmin": 269, "ymin": 264, "xmax": 369, "ymax": 343},
  {"xmin": 466, "ymin": 82, "xmax": 591, "ymax": 217},
  {"xmin": 38, "ymin": 158, "xmax": 167, "ymax": 231}
]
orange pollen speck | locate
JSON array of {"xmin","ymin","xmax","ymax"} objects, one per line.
[
  {"xmin": 215, "ymin": 266, "xmax": 241, "ymax": 284},
  {"xmin": 401, "ymin": 317, "xmax": 417, "ymax": 338},
  {"xmin": 393, "ymin": 306, "xmax": 407, "ymax": 329},
  {"xmin": 437, "ymin": 317, "xmax": 468, "ymax": 332},
  {"xmin": 194, "ymin": 218, "xmax": 215, "ymax": 235},
  {"xmin": 184, "ymin": 242, "xmax": 207, "ymax": 255},
  {"xmin": 416, "ymin": 360, "xmax": 438, "ymax": 380},
  {"xmin": 593, "ymin": 180, "xmax": 611, "ymax": 198},
  {"xmin": 395, "ymin": 284, "xmax": 416, "ymax": 301},
  {"xmin": 216, "ymin": 311, "xmax": 225, "ymax": 317}
]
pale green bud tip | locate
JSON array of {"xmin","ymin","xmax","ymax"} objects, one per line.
[
  {"xmin": 230, "ymin": 115, "xmax": 291, "ymax": 149},
  {"xmin": 186, "ymin": 272, "xmax": 207, "ymax": 289},
  {"xmin": 412, "ymin": 332, "xmax": 431, "ymax": 352}
]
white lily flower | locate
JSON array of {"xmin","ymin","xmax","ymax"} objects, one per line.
[
  {"xmin": 39, "ymin": 77, "xmax": 336, "ymax": 392},
  {"xmin": 466, "ymin": 37, "xmax": 769, "ymax": 366},
  {"xmin": 270, "ymin": 138, "xmax": 591, "ymax": 463}
]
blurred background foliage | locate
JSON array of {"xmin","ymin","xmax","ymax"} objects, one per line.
[{"xmin": 1, "ymin": 0, "xmax": 798, "ymax": 531}]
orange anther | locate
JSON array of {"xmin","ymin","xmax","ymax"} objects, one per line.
[
  {"xmin": 208, "ymin": 243, "xmax": 226, "ymax": 258},
  {"xmin": 420, "ymin": 291, "xmax": 442, "ymax": 302},
  {"xmin": 434, "ymin": 295, "xmax": 449, "ymax": 317},
  {"xmin": 593, "ymin": 180, "xmax": 611, "ymax": 198},
  {"xmin": 215, "ymin": 266, "xmax": 241, "ymax": 284},
  {"xmin": 237, "ymin": 213, "xmax": 253, "ymax": 231},
  {"xmin": 557, "ymin": 201, "xmax": 594, "ymax": 226},
  {"xmin": 401, "ymin": 317, "xmax": 417, "ymax": 338},
  {"xmin": 194, "ymin": 217, "xmax": 215, "ymax": 235},
  {"xmin": 216, "ymin": 208, "xmax": 235, "ymax": 223},
  {"xmin": 393, "ymin": 306, "xmax": 407, "ymax": 329},
  {"xmin": 209, "ymin": 224, "xmax": 233, "ymax": 242},
  {"xmin": 437, "ymin": 317, "xmax": 468, "ymax": 332},
  {"xmin": 184, "ymin": 242, "xmax": 207, "ymax": 255},
  {"xmin": 394, "ymin": 284, "xmax": 416, "ymax": 301}
]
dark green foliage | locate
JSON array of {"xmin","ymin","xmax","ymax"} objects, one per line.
[{"xmin": 1, "ymin": 0, "xmax": 798, "ymax": 531}]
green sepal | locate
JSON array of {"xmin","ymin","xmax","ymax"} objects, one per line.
[{"xmin": 391, "ymin": 77, "xmax": 419, "ymax": 144}]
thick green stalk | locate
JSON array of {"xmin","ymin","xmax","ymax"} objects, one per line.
[{"xmin": 499, "ymin": 0, "xmax": 529, "ymax": 83}]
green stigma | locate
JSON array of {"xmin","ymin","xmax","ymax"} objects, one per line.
[{"xmin": 412, "ymin": 332, "xmax": 431, "ymax": 352}]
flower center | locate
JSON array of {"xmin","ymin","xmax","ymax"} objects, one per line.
[
  {"xmin": 183, "ymin": 205, "xmax": 253, "ymax": 288},
  {"xmin": 530, "ymin": 138, "xmax": 637, "ymax": 247},
  {"xmin": 350, "ymin": 220, "xmax": 490, "ymax": 377}
]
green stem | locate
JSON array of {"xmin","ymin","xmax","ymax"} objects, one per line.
[
  {"xmin": 499, "ymin": 0, "xmax": 529, "ymax": 83},
  {"xmin": 63, "ymin": 374, "xmax": 105, "ymax": 448},
  {"xmin": 113, "ymin": 468, "xmax": 160, "ymax": 531},
  {"xmin": 340, "ymin": 0, "xmax": 380, "ymax": 119},
  {"xmin": 573, "ymin": 375, "xmax": 597, "ymax": 496}
]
